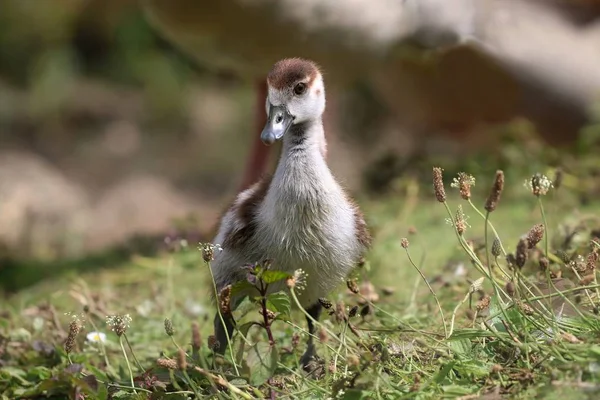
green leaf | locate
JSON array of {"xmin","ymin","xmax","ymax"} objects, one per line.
[
  {"xmin": 230, "ymin": 280, "xmax": 256, "ymax": 297},
  {"xmin": 237, "ymin": 321, "xmax": 260, "ymax": 338},
  {"xmin": 447, "ymin": 338, "xmax": 472, "ymax": 356},
  {"xmin": 245, "ymin": 342, "xmax": 279, "ymax": 386},
  {"xmin": 267, "ymin": 292, "xmax": 291, "ymax": 317},
  {"xmin": 433, "ymin": 361, "xmax": 455, "ymax": 385},
  {"xmin": 261, "ymin": 270, "xmax": 291, "ymax": 284}
]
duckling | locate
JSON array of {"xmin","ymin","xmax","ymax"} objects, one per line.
[{"xmin": 210, "ymin": 58, "xmax": 371, "ymax": 369}]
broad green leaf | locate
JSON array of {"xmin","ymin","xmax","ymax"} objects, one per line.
[
  {"xmin": 230, "ymin": 280, "xmax": 256, "ymax": 297},
  {"xmin": 447, "ymin": 338, "xmax": 472, "ymax": 356},
  {"xmin": 261, "ymin": 270, "xmax": 291, "ymax": 284},
  {"xmin": 237, "ymin": 321, "xmax": 260, "ymax": 338},
  {"xmin": 245, "ymin": 341, "xmax": 279, "ymax": 386},
  {"xmin": 433, "ymin": 361, "xmax": 455, "ymax": 385},
  {"xmin": 267, "ymin": 292, "xmax": 291, "ymax": 317}
]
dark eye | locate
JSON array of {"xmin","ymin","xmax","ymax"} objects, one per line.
[{"xmin": 294, "ymin": 82, "xmax": 307, "ymax": 95}]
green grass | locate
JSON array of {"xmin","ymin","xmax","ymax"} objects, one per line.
[{"xmin": 2, "ymin": 169, "xmax": 600, "ymax": 399}]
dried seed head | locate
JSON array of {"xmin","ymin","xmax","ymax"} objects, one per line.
[
  {"xmin": 218, "ymin": 285, "xmax": 232, "ymax": 315},
  {"xmin": 164, "ymin": 318, "xmax": 174, "ymax": 336},
  {"xmin": 451, "ymin": 172, "xmax": 476, "ymax": 201},
  {"xmin": 408, "ymin": 226, "xmax": 418, "ymax": 235},
  {"xmin": 201, "ymin": 243, "xmax": 222, "ymax": 262},
  {"xmin": 347, "ymin": 279, "xmax": 359, "ymax": 294},
  {"xmin": 347, "ymin": 354, "xmax": 360, "ymax": 368},
  {"xmin": 525, "ymin": 173, "xmax": 553, "ymax": 197},
  {"xmin": 106, "ymin": 314, "xmax": 132, "ymax": 337},
  {"xmin": 177, "ymin": 348, "xmax": 187, "ymax": 370},
  {"xmin": 157, "ymin": 358, "xmax": 178, "ymax": 370},
  {"xmin": 586, "ymin": 250, "xmax": 598, "ymax": 272},
  {"xmin": 334, "ymin": 301, "xmax": 346, "ymax": 323},
  {"xmin": 64, "ymin": 319, "xmax": 81, "ymax": 354},
  {"xmin": 318, "ymin": 298, "xmax": 333, "ymax": 309},
  {"xmin": 191, "ymin": 322, "xmax": 201, "ymax": 351},
  {"xmin": 208, "ymin": 335, "xmax": 220, "ymax": 351},
  {"xmin": 505, "ymin": 281, "xmax": 516, "ymax": 298},
  {"xmin": 515, "ymin": 237, "xmax": 528, "ymax": 269},
  {"xmin": 476, "ymin": 295, "xmax": 491, "ymax": 311},
  {"xmin": 491, "ymin": 364, "xmax": 503, "ymax": 374},
  {"xmin": 491, "ymin": 237, "xmax": 502, "ymax": 257},
  {"xmin": 432, "ymin": 167, "xmax": 446, "ymax": 203},
  {"xmin": 318, "ymin": 327, "xmax": 328, "ymax": 344},
  {"xmin": 260, "ymin": 308, "xmax": 276, "ymax": 320},
  {"xmin": 580, "ymin": 274, "xmax": 595, "ymax": 286},
  {"xmin": 484, "ymin": 170, "xmax": 504, "ymax": 212},
  {"xmin": 360, "ymin": 304, "xmax": 372, "ymax": 317},
  {"xmin": 454, "ymin": 205, "xmax": 468, "ymax": 235},
  {"xmin": 539, "ymin": 257, "xmax": 549, "ymax": 271},
  {"xmin": 526, "ymin": 224, "xmax": 545, "ymax": 249},
  {"xmin": 469, "ymin": 277, "xmax": 485, "ymax": 294},
  {"xmin": 401, "ymin": 237, "xmax": 409, "ymax": 249},
  {"xmin": 291, "ymin": 332, "xmax": 300, "ymax": 349},
  {"xmin": 506, "ymin": 253, "xmax": 516, "ymax": 268},
  {"xmin": 518, "ymin": 301, "xmax": 535, "ymax": 316},
  {"xmin": 349, "ymin": 305, "xmax": 359, "ymax": 318}
]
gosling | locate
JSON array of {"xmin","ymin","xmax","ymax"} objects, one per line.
[{"xmin": 210, "ymin": 58, "xmax": 371, "ymax": 369}]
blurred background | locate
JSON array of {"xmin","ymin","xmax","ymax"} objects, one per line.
[{"xmin": 1, "ymin": 0, "xmax": 600, "ymax": 292}]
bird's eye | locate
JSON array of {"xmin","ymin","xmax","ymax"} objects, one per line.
[{"xmin": 294, "ymin": 82, "xmax": 307, "ymax": 95}]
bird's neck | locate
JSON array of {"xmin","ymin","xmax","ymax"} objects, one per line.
[
  {"xmin": 281, "ymin": 119, "xmax": 327, "ymax": 160},
  {"xmin": 269, "ymin": 118, "xmax": 334, "ymax": 196}
]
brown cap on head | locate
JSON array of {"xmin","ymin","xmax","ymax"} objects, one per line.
[{"xmin": 267, "ymin": 58, "xmax": 321, "ymax": 90}]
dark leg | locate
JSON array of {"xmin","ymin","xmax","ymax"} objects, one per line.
[
  {"xmin": 300, "ymin": 302, "xmax": 322, "ymax": 370},
  {"xmin": 213, "ymin": 312, "xmax": 235, "ymax": 356}
]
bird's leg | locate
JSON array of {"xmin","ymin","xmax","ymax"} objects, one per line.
[
  {"xmin": 300, "ymin": 302, "xmax": 322, "ymax": 370},
  {"xmin": 239, "ymin": 78, "xmax": 270, "ymax": 191}
]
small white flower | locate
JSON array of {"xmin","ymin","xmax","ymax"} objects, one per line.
[
  {"xmin": 86, "ymin": 331, "xmax": 107, "ymax": 343},
  {"xmin": 524, "ymin": 173, "xmax": 553, "ymax": 196}
]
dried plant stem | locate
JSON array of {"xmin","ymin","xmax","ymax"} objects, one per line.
[
  {"xmin": 482, "ymin": 210, "xmax": 514, "ymax": 328},
  {"xmin": 442, "ymin": 202, "xmax": 510, "ymax": 300},
  {"xmin": 467, "ymin": 199, "xmax": 510, "ymax": 279},
  {"xmin": 404, "ymin": 248, "xmax": 448, "ymax": 338},
  {"xmin": 449, "ymin": 291, "xmax": 471, "ymax": 337},
  {"xmin": 206, "ymin": 261, "xmax": 240, "ymax": 376},
  {"xmin": 119, "ymin": 336, "xmax": 136, "ymax": 393}
]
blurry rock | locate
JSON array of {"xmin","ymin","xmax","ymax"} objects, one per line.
[
  {"xmin": 0, "ymin": 151, "xmax": 89, "ymax": 259},
  {"xmin": 88, "ymin": 175, "xmax": 197, "ymax": 249}
]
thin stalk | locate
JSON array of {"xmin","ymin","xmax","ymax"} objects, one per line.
[
  {"xmin": 123, "ymin": 334, "xmax": 144, "ymax": 371},
  {"xmin": 206, "ymin": 260, "xmax": 240, "ymax": 375},
  {"xmin": 537, "ymin": 197, "xmax": 591, "ymax": 323},
  {"xmin": 119, "ymin": 336, "xmax": 136, "ymax": 393},
  {"xmin": 404, "ymin": 248, "xmax": 448, "ymax": 338},
  {"xmin": 289, "ymin": 288, "xmax": 346, "ymax": 348},
  {"xmin": 181, "ymin": 369, "xmax": 202, "ymax": 400},
  {"xmin": 88, "ymin": 317, "xmax": 111, "ymax": 369}
]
